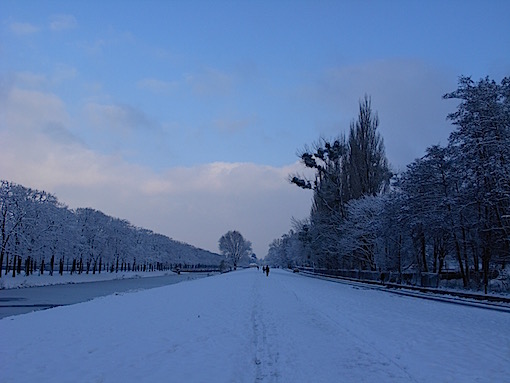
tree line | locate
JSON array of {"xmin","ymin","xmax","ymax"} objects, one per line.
[
  {"xmin": 0, "ymin": 182, "xmax": 222, "ymax": 278},
  {"xmin": 266, "ymin": 76, "xmax": 510, "ymax": 293}
]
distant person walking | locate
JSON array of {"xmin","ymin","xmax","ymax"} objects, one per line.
[{"xmin": 265, "ymin": 265, "xmax": 270, "ymax": 277}]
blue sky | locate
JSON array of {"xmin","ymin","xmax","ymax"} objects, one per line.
[{"xmin": 1, "ymin": 0, "xmax": 509, "ymax": 257}]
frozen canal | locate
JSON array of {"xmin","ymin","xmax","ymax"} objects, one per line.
[{"xmin": 0, "ymin": 273, "xmax": 208, "ymax": 319}]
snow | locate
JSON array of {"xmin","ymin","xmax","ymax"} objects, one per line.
[
  {"xmin": 1, "ymin": 268, "xmax": 509, "ymax": 382},
  {"xmin": 0, "ymin": 270, "xmax": 175, "ymax": 289}
]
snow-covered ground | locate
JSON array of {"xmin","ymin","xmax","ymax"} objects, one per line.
[
  {"xmin": 0, "ymin": 270, "xmax": 175, "ymax": 289},
  {"xmin": 1, "ymin": 268, "xmax": 509, "ymax": 382}
]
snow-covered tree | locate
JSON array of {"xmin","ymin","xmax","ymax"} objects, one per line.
[
  {"xmin": 270, "ymin": 75, "xmax": 509, "ymax": 292},
  {"xmin": 397, "ymin": 146, "xmax": 457, "ymax": 277},
  {"xmin": 375, "ymin": 189, "xmax": 413, "ymax": 275},
  {"xmin": 218, "ymin": 230, "xmax": 252, "ymax": 269},
  {"xmin": 265, "ymin": 231, "xmax": 300, "ymax": 268},
  {"xmin": 0, "ymin": 181, "xmax": 26, "ymax": 277},
  {"xmin": 0, "ymin": 180, "xmax": 223, "ymax": 278},
  {"xmin": 444, "ymin": 76, "xmax": 510, "ymax": 292},
  {"xmin": 290, "ymin": 95, "xmax": 390, "ymax": 269},
  {"xmin": 340, "ymin": 195, "xmax": 384, "ymax": 270}
]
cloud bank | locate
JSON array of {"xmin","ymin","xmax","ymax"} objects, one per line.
[{"xmin": 0, "ymin": 83, "xmax": 311, "ymax": 257}]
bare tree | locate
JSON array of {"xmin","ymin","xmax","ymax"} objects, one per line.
[{"xmin": 219, "ymin": 230, "xmax": 252, "ymax": 269}]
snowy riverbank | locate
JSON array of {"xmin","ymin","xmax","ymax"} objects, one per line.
[{"xmin": 0, "ymin": 270, "xmax": 176, "ymax": 290}]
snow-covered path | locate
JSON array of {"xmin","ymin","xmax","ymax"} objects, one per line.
[{"xmin": 1, "ymin": 269, "xmax": 509, "ymax": 382}]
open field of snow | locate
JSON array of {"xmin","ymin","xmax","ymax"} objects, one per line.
[{"xmin": 1, "ymin": 268, "xmax": 509, "ymax": 382}]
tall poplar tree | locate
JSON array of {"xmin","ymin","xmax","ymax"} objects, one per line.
[
  {"xmin": 347, "ymin": 95, "xmax": 391, "ymax": 200},
  {"xmin": 291, "ymin": 95, "xmax": 390, "ymax": 268}
]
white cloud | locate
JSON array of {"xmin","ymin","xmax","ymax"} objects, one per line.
[
  {"xmin": 0, "ymin": 85, "xmax": 311, "ymax": 258},
  {"xmin": 49, "ymin": 14, "xmax": 77, "ymax": 31},
  {"xmin": 1, "ymin": 87, "xmax": 70, "ymax": 133},
  {"xmin": 9, "ymin": 21, "xmax": 39, "ymax": 35}
]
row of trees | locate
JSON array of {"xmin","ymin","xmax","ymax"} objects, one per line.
[
  {"xmin": 0, "ymin": 181, "xmax": 222, "ymax": 278},
  {"xmin": 267, "ymin": 76, "xmax": 510, "ymax": 292}
]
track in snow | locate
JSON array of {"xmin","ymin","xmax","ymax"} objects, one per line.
[
  {"xmin": 251, "ymin": 276, "xmax": 280, "ymax": 382},
  {"xmin": 298, "ymin": 271, "xmax": 510, "ymax": 314},
  {"xmin": 248, "ymin": 270, "xmax": 418, "ymax": 382}
]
